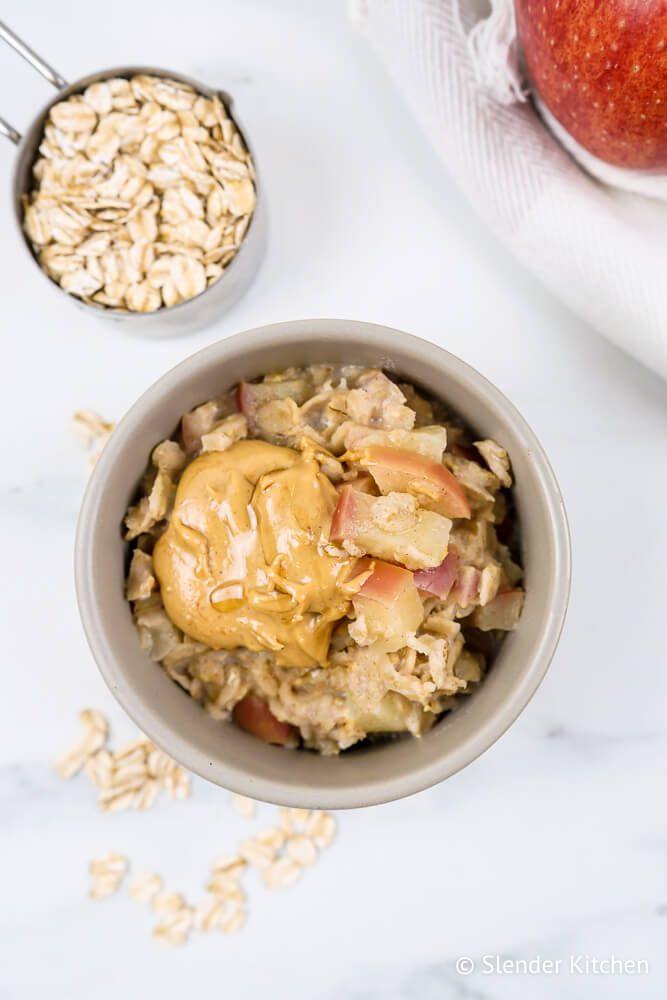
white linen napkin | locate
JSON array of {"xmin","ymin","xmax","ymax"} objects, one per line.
[{"xmin": 352, "ymin": 0, "xmax": 667, "ymax": 380}]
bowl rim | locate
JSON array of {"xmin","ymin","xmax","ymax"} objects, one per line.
[{"xmin": 75, "ymin": 319, "xmax": 571, "ymax": 808}]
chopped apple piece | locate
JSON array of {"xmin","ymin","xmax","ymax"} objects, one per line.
[
  {"xmin": 413, "ymin": 553, "xmax": 459, "ymax": 599},
  {"xmin": 353, "ymin": 557, "xmax": 412, "ymax": 601},
  {"xmin": 329, "ymin": 483, "xmax": 358, "ymax": 540},
  {"xmin": 330, "ymin": 485, "xmax": 451, "ymax": 570},
  {"xmin": 344, "ymin": 372, "xmax": 415, "ymax": 429},
  {"xmin": 349, "ymin": 558, "xmax": 423, "ymax": 652},
  {"xmin": 349, "ymin": 692, "xmax": 427, "ymax": 734},
  {"xmin": 452, "ymin": 565, "xmax": 482, "ymax": 607},
  {"xmin": 344, "ymin": 424, "xmax": 448, "ymax": 461},
  {"xmin": 358, "ymin": 446, "xmax": 470, "ymax": 519},
  {"xmin": 232, "ymin": 695, "xmax": 298, "ymax": 746},
  {"xmin": 181, "ymin": 395, "xmax": 235, "ymax": 454},
  {"xmin": 469, "ymin": 589, "xmax": 524, "ymax": 631},
  {"xmin": 478, "ymin": 563, "xmax": 502, "ymax": 606},
  {"xmin": 345, "ymin": 471, "xmax": 378, "ymax": 495},
  {"xmin": 236, "ymin": 378, "xmax": 310, "ymax": 427}
]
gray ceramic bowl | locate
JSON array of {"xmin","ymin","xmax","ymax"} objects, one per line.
[{"xmin": 75, "ymin": 319, "xmax": 570, "ymax": 808}]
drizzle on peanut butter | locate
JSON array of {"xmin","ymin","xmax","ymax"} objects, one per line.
[{"xmin": 153, "ymin": 440, "xmax": 353, "ymax": 667}]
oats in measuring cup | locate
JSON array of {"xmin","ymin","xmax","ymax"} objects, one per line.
[{"xmin": 23, "ymin": 75, "xmax": 256, "ymax": 313}]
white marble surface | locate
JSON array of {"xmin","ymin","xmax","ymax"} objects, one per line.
[{"xmin": 2, "ymin": 1, "xmax": 666, "ymax": 997}]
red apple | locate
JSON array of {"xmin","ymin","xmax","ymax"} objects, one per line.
[
  {"xmin": 232, "ymin": 695, "xmax": 298, "ymax": 745},
  {"xmin": 357, "ymin": 446, "xmax": 470, "ymax": 519},
  {"xmin": 349, "ymin": 557, "xmax": 424, "ymax": 650},
  {"xmin": 413, "ymin": 553, "xmax": 459, "ymax": 599},
  {"xmin": 516, "ymin": 0, "xmax": 667, "ymax": 169},
  {"xmin": 330, "ymin": 485, "xmax": 451, "ymax": 569},
  {"xmin": 469, "ymin": 589, "xmax": 525, "ymax": 631}
]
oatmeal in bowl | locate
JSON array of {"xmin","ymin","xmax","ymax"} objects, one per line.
[
  {"xmin": 75, "ymin": 320, "xmax": 569, "ymax": 807},
  {"xmin": 123, "ymin": 365, "xmax": 524, "ymax": 755}
]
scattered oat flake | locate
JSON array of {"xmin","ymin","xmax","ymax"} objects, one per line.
[
  {"xmin": 164, "ymin": 765, "xmax": 191, "ymax": 800},
  {"xmin": 231, "ymin": 793, "xmax": 256, "ymax": 819},
  {"xmin": 286, "ymin": 835, "xmax": 318, "ymax": 866},
  {"xmin": 89, "ymin": 852, "xmax": 128, "ymax": 899},
  {"xmin": 279, "ymin": 807, "xmax": 311, "ymax": 833},
  {"xmin": 146, "ymin": 747, "xmax": 174, "ymax": 779},
  {"xmin": 134, "ymin": 778, "xmax": 159, "ymax": 810},
  {"xmin": 255, "ymin": 826, "xmax": 286, "ymax": 852},
  {"xmin": 193, "ymin": 897, "xmax": 225, "ymax": 932},
  {"xmin": 239, "ymin": 838, "xmax": 276, "ymax": 869},
  {"xmin": 129, "ymin": 871, "xmax": 162, "ymax": 902},
  {"xmin": 221, "ymin": 906, "xmax": 246, "ymax": 934},
  {"xmin": 101, "ymin": 789, "xmax": 140, "ymax": 813},
  {"xmin": 90, "ymin": 852, "xmax": 128, "ymax": 878},
  {"xmin": 71, "ymin": 411, "xmax": 114, "ymax": 466},
  {"xmin": 80, "ymin": 709, "xmax": 109, "ymax": 736},
  {"xmin": 90, "ymin": 876, "xmax": 123, "ymax": 900},
  {"xmin": 55, "ymin": 748, "xmax": 89, "ymax": 781},
  {"xmin": 262, "ymin": 857, "xmax": 302, "ymax": 890},
  {"xmin": 55, "ymin": 709, "xmax": 109, "ymax": 779},
  {"xmin": 153, "ymin": 905, "xmax": 194, "ymax": 946},
  {"xmin": 207, "ymin": 873, "xmax": 246, "ymax": 902},
  {"xmin": 305, "ymin": 811, "xmax": 337, "ymax": 849},
  {"xmin": 211, "ymin": 855, "xmax": 247, "ymax": 877},
  {"xmin": 153, "ymin": 922, "xmax": 188, "ymax": 947},
  {"xmin": 84, "ymin": 749, "xmax": 113, "ymax": 789},
  {"xmin": 113, "ymin": 738, "xmax": 151, "ymax": 759},
  {"xmin": 152, "ymin": 890, "xmax": 185, "ymax": 916}
]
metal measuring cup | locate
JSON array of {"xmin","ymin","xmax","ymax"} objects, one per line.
[{"xmin": 0, "ymin": 21, "xmax": 266, "ymax": 336}]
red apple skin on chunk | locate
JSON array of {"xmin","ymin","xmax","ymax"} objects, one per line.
[
  {"xmin": 232, "ymin": 695, "xmax": 298, "ymax": 746},
  {"xmin": 350, "ymin": 558, "xmax": 424, "ymax": 651},
  {"xmin": 359, "ymin": 446, "xmax": 470, "ymax": 519},
  {"xmin": 330, "ymin": 485, "xmax": 451, "ymax": 570},
  {"xmin": 354, "ymin": 557, "xmax": 414, "ymax": 602},
  {"xmin": 516, "ymin": 0, "xmax": 667, "ymax": 169},
  {"xmin": 451, "ymin": 565, "xmax": 482, "ymax": 607},
  {"xmin": 469, "ymin": 589, "xmax": 525, "ymax": 631},
  {"xmin": 413, "ymin": 553, "xmax": 459, "ymax": 599},
  {"xmin": 329, "ymin": 483, "xmax": 357, "ymax": 542}
]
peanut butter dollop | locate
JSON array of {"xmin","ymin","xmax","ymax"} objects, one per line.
[{"xmin": 153, "ymin": 440, "xmax": 352, "ymax": 667}]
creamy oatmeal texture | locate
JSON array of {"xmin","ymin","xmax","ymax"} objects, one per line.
[{"xmin": 124, "ymin": 365, "xmax": 524, "ymax": 754}]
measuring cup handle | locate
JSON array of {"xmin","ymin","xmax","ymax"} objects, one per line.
[
  {"xmin": 0, "ymin": 20, "xmax": 68, "ymax": 144},
  {"xmin": 0, "ymin": 116, "xmax": 21, "ymax": 145}
]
